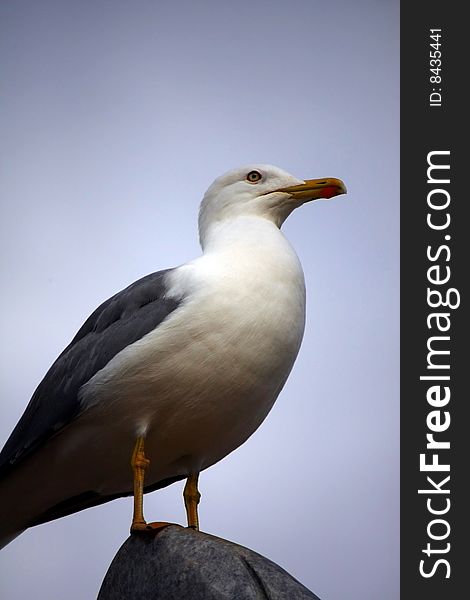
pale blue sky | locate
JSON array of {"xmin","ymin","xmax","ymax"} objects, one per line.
[{"xmin": 0, "ymin": 1, "xmax": 399, "ymax": 599}]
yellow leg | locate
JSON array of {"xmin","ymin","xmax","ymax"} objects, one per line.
[
  {"xmin": 130, "ymin": 436, "xmax": 150, "ymax": 531},
  {"xmin": 183, "ymin": 473, "xmax": 201, "ymax": 530}
]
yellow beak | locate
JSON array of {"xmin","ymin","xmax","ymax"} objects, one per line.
[{"xmin": 278, "ymin": 177, "xmax": 347, "ymax": 201}]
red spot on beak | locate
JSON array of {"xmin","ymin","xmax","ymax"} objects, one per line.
[{"xmin": 321, "ymin": 186, "xmax": 339, "ymax": 199}]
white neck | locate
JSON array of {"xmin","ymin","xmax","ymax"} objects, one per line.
[
  {"xmin": 197, "ymin": 216, "xmax": 305, "ymax": 303},
  {"xmin": 200, "ymin": 215, "xmax": 285, "ymax": 254}
]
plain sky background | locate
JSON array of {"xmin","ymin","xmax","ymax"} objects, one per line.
[{"xmin": 0, "ymin": 1, "xmax": 399, "ymax": 599}]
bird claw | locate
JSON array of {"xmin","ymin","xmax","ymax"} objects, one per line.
[{"xmin": 130, "ymin": 521, "xmax": 179, "ymax": 535}]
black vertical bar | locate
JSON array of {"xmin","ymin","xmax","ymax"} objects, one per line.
[{"xmin": 401, "ymin": 2, "xmax": 465, "ymax": 599}]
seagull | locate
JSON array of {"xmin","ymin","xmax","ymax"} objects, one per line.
[{"xmin": 0, "ymin": 164, "xmax": 346, "ymax": 549}]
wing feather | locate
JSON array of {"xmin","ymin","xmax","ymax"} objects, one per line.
[{"xmin": 0, "ymin": 268, "xmax": 182, "ymax": 477}]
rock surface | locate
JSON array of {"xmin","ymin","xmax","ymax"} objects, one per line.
[{"xmin": 98, "ymin": 525, "xmax": 321, "ymax": 599}]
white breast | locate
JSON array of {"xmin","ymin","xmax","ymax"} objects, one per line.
[{"xmin": 78, "ymin": 217, "xmax": 306, "ymax": 490}]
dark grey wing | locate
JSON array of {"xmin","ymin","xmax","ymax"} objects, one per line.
[{"xmin": 0, "ymin": 268, "xmax": 182, "ymax": 478}]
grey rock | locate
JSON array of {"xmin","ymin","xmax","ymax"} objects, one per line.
[{"xmin": 98, "ymin": 525, "xmax": 321, "ymax": 599}]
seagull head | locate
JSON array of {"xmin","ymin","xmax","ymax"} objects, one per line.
[{"xmin": 198, "ymin": 164, "xmax": 346, "ymax": 247}]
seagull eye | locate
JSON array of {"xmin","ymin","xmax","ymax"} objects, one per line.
[{"xmin": 246, "ymin": 170, "xmax": 262, "ymax": 183}]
